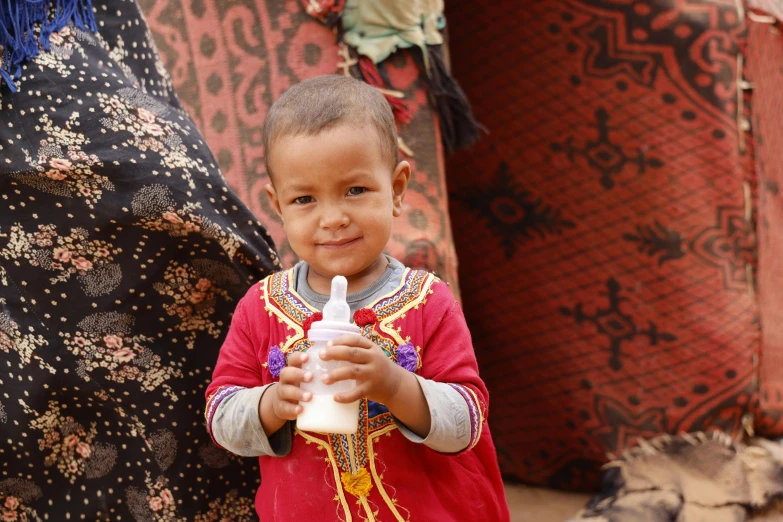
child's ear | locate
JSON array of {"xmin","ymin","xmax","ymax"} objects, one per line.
[
  {"xmin": 391, "ymin": 161, "xmax": 411, "ymax": 217},
  {"xmin": 265, "ymin": 183, "xmax": 284, "ymax": 222}
]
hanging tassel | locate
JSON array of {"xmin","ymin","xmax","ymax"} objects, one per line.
[
  {"xmin": 413, "ymin": 45, "xmax": 483, "ymax": 153},
  {"xmin": 0, "ymin": 0, "xmax": 97, "ymax": 92},
  {"xmin": 358, "ymin": 55, "xmax": 413, "ymax": 125}
]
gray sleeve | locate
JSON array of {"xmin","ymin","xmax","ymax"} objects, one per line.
[
  {"xmin": 393, "ymin": 375, "xmax": 471, "ymax": 454},
  {"xmin": 210, "ymin": 385, "xmax": 293, "ymax": 457}
]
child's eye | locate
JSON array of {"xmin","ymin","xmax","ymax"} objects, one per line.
[
  {"xmin": 293, "ymin": 196, "xmax": 314, "ymax": 205},
  {"xmin": 347, "ymin": 187, "xmax": 366, "ymax": 196}
]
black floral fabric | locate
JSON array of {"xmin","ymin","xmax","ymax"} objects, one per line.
[{"xmin": 0, "ymin": 0, "xmax": 280, "ymax": 519}]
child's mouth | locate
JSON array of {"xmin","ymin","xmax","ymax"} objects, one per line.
[{"xmin": 318, "ymin": 237, "xmax": 360, "ymax": 248}]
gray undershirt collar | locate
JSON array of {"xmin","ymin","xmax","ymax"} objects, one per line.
[{"xmin": 294, "ymin": 255, "xmax": 403, "ymax": 315}]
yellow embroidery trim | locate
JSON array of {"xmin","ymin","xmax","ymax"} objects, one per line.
[
  {"xmin": 368, "ymin": 425, "xmax": 409, "ymax": 522},
  {"xmin": 341, "ymin": 467, "xmax": 373, "ymax": 497},
  {"xmin": 359, "ymin": 496, "xmax": 377, "ymax": 522},
  {"xmin": 365, "ymin": 267, "xmax": 413, "ymax": 308},
  {"xmin": 296, "ymin": 427, "xmax": 353, "ymax": 522},
  {"xmin": 343, "ymin": 432, "xmax": 378, "ymax": 521},
  {"xmin": 283, "ymin": 268, "xmax": 320, "ymax": 312},
  {"xmin": 375, "ymin": 270, "xmax": 437, "ymax": 345},
  {"xmin": 262, "ymin": 270, "xmax": 315, "ymax": 352}
]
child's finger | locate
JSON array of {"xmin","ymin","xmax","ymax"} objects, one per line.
[
  {"xmin": 279, "ymin": 366, "xmax": 312, "ymax": 385},
  {"xmin": 320, "ymin": 344, "xmax": 372, "ymax": 363},
  {"xmin": 278, "ymin": 383, "xmax": 312, "ymax": 404},
  {"xmin": 322, "ymin": 364, "xmax": 363, "ymax": 384},
  {"xmin": 333, "ymin": 383, "xmax": 368, "ymax": 404},
  {"xmin": 274, "ymin": 400, "xmax": 303, "ymax": 420},
  {"xmin": 286, "ymin": 351, "xmax": 309, "ymax": 368},
  {"xmin": 329, "ymin": 334, "xmax": 374, "ymax": 349}
]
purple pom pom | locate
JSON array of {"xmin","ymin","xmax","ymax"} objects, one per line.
[
  {"xmin": 268, "ymin": 346, "xmax": 286, "ymax": 378},
  {"xmin": 396, "ymin": 342, "xmax": 418, "ymax": 372}
]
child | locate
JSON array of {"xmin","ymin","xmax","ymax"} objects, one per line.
[{"xmin": 205, "ymin": 75, "xmax": 510, "ymax": 521}]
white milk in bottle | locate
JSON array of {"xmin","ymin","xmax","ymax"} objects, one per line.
[{"xmin": 297, "ymin": 276, "xmax": 361, "ymax": 434}]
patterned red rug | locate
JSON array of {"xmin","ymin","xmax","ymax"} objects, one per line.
[{"xmin": 445, "ymin": 0, "xmax": 764, "ymax": 489}]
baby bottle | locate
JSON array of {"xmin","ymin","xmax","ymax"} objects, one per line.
[{"xmin": 297, "ymin": 275, "xmax": 361, "ymax": 434}]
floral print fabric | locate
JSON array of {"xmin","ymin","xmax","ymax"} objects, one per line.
[{"xmin": 0, "ymin": 0, "xmax": 279, "ymax": 519}]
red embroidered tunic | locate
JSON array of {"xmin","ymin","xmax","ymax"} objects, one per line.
[{"xmin": 206, "ymin": 268, "xmax": 510, "ymax": 521}]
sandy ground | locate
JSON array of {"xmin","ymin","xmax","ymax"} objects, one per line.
[{"xmin": 505, "ymin": 483, "xmax": 592, "ymax": 522}]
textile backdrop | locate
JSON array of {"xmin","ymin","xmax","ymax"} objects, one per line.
[{"xmin": 445, "ymin": 0, "xmax": 765, "ymax": 490}]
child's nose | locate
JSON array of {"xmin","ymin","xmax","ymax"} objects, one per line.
[{"xmin": 319, "ymin": 205, "xmax": 350, "ymax": 229}]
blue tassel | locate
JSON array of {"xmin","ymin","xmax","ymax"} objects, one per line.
[{"xmin": 0, "ymin": 0, "xmax": 97, "ymax": 92}]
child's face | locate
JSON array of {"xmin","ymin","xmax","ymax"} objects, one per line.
[{"xmin": 266, "ymin": 124, "xmax": 409, "ymax": 290}]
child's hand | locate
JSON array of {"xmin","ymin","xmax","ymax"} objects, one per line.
[
  {"xmin": 272, "ymin": 352, "xmax": 313, "ymax": 420},
  {"xmin": 321, "ymin": 334, "xmax": 431, "ymax": 438},
  {"xmin": 320, "ymin": 334, "xmax": 404, "ymax": 405}
]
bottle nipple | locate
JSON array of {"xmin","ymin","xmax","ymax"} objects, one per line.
[{"xmin": 322, "ymin": 276, "xmax": 350, "ymax": 323}]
